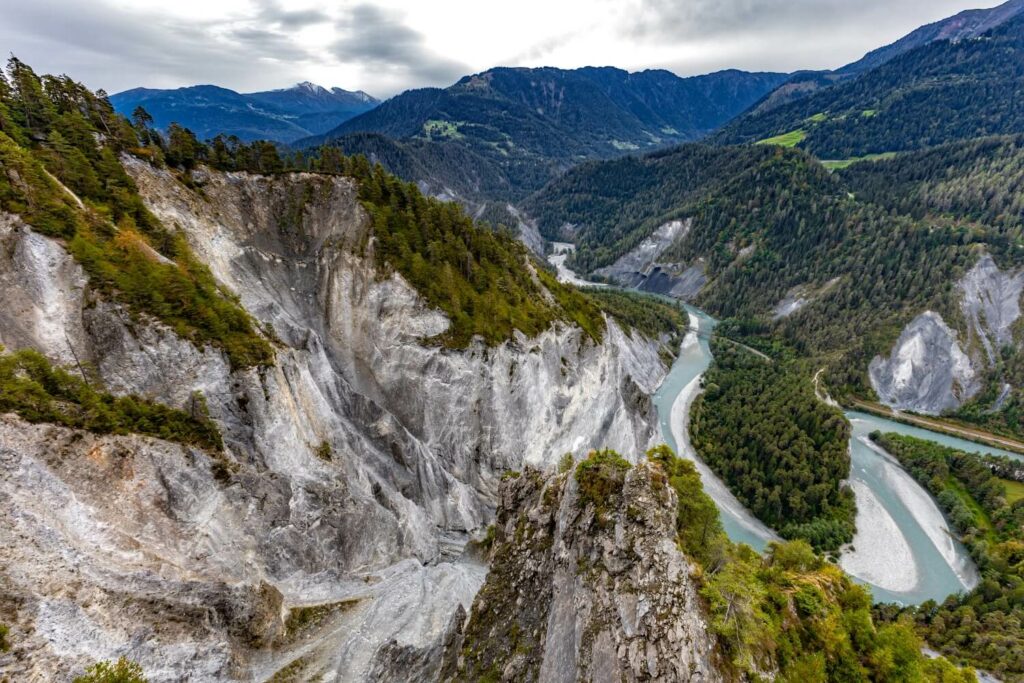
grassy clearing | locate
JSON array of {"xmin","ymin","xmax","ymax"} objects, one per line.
[
  {"xmin": 807, "ymin": 113, "xmax": 828, "ymax": 123},
  {"xmin": 755, "ymin": 128, "xmax": 807, "ymax": 147},
  {"xmin": 945, "ymin": 476, "xmax": 995, "ymax": 536},
  {"xmin": 422, "ymin": 119, "xmax": 464, "ymax": 140},
  {"xmin": 821, "ymin": 152, "xmax": 897, "ymax": 171},
  {"xmin": 1000, "ymin": 477, "xmax": 1024, "ymax": 504}
]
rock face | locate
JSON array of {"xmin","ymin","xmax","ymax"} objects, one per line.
[
  {"xmin": 0, "ymin": 161, "xmax": 668, "ymax": 681},
  {"xmin": 594, "ymin": 220, "xmax": 706, "ymax": 300},
  {"xmin": 869, "ymin": 311, "xmax": 979, "ymax": 414},
  {"xmin": 445, "ymin": 464, "xmax": 718, "ymax": 682},
  {"xmin": 959, "ymin": 254, "xmax": 1024, "ymax": 364},
  {"xmin": 870, "ymin": 255, "xmax": 1024, "ymax": 414}
]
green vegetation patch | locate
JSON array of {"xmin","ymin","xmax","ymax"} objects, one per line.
[
  {"xmin": 755, "ymin": 128, "xmax": 806, "ymax": 147},
  {"xmin": 575, "ymin": 448, "xmax": 631, "ymax": 524},
  {"xmin": 1001, "ymin": 477, "xmax": 1024, "ymax": 504},
  {"xmin": 301, "ymin": 153, "xmax": 608, "ymax": 348},
  {"xmin": 690, "ymin": 339, "xmax": 855, "ymax": 551},
  {"xmin": 820, "ymin": 152, "xmax": 897, "ymax": 170},
  {"xmin": 0, "ymin": 60, "xmax": 272, "ymax": 369},
  {"xmin": 422, "ymin": 119, "xmax": 465, "ymax": 140},
  {"xmin": 0, "ymin": 347, "xmax": 222, "ymax": 451},
  {"xmin": 583, "ymin": 289, "xmax": 688, "ymax": 344},
  {"xmin": 284, "ymin": 599, "xmax": 359, "ymax": 639},
  {"xmin": 73, "ymin": 657, "xmax": 148, "ymax": 683},
  {"xmin": 647, "ymin": 444, "xmax": 973, "ymax": 681}
]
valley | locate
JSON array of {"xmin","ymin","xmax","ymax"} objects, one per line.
[
  {"xmin": 3, "ymin": 0, "xmax": 1024, "ymax": 678},
  {"xmin": 554, "ymin": 243, "xmax": 990, "ymax": 605}
]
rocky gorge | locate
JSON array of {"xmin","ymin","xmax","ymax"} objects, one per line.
[{"xmin": 0, "ymin": 159, "xmax": 671, "ymax": 681}]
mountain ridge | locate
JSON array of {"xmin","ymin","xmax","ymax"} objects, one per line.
[
  {"xmin": 109, "ymin": 81, "xmax": 379, "ymax": 143},
  {"xmin": 745, "ymin": 0, "xmax": 1024, "ymax": 115}
]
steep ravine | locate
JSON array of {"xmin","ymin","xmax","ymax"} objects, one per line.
[{"xmin": 0, "ymin": 162, "xmax": 668, "ymax": 681}]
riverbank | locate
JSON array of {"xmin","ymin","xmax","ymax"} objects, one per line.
[{"xmin": 847, "ymin": 398, "xmax": 1024, "ymax": 456}]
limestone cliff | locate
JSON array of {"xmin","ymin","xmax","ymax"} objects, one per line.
[
  {"xmin": 593, "ymin": 220, "xmax": 707, "ymax": 300},
  {"xmin": 443, "ymin": 462, "xmax": 718, "ymax": 683},
  {"xmin": 870, "ymin": 254, "xmax": 1024, "ymax": 415},
  {"xmin": 0, "ymin": 160, "xmax": 668, "ymax": 681}
]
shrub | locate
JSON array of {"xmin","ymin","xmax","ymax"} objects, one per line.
[
  {"xmin": 0, "ymin": 347, "xmax": 222, "ymax": 451},
  {"xmin": 73, "ymin": 657, "xmax": 147, "ymax": 683},
  {"xmin": 574, "ymin": 448, "xmax": 631, "ymax": 523}
]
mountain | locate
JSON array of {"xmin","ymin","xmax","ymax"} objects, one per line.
[
  {"xmin": 743, "ymin": 0, "xmax": 1024, "ymax": 115},
  {"xmin": 712, "ymin": 13, "xmax": 1024, "ymax": 159},
  {"xmin": 301, "ymin": 67, "xmax": 789, "ymax": 204},
  {"xmin": 525, "ymin": 138, "xmax": 1024, "ymax": 419},
  {"xmin": 839, "ymin": 0, "xmax": 1024, "ymax": 74},
  {"xmin": 0, "ymin": 58, "xmax": 996, "ymax": 683},
  {"xmin": 109, "ymin": 82, "xmax": 378, "ymax": 143}
]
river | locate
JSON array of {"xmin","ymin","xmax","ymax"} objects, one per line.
[
  {"xmin": 652, "ymin": 305, "xmax": 1017, "ymax": 605},
  {"xmin": 547, "ymin": 250, "xmax": 1005, "ymax": 605}
]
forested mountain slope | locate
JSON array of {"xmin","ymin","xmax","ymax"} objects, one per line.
[
  {"xmin": 525, "ymin": 140, "xmax": 1024, "ymax": 410},
  {"xmin": 840, "ymin": 0, "xmax": 1024, "ymax": 75},
  {"xmin": 712, "ymin": 14, "xmax": 1024, "ymax": 159},
  {"xmin": 110, "ymin": 82, "xmax": 378, "ymax": 143},
  {"xmin": 301, "ymin": 67, "xmax": 788, "ymax": 206},
  {"xmin": 744, "ymin": 0, "xmax": 1024, "ymax": 116}
]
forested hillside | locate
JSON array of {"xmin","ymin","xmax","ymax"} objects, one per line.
[
  {"xmin": 0, "ymin": 59, "xmax": 274, "ymax": 369},
  {"xmin": 690, "ymin": 340, "xmax": 855, "ymax": 551},
  {"xmin": 712, "ymin": 14, "xmax": 1024, "ymax": 160},
  {"xmin": 839, "ymin": 135, "xmax": 1024, "ymax": 238},
  {"xmin": 648, "ymin": 446, "xmax": 972, "ymax": 681},
  {"xmin": 301, "ymin": 67, "xmax": 788, "ymax": 209},
  {"xmin": 523, "ymin": 144, "xmax": 779, "ymax": 272},
  {"xmin": 527, "ymin": 143, "xmax": 992, "ymax": 396}
]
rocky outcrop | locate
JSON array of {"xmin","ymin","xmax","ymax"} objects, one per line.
[
  {"xmin": 0, "ymin": 160, "xmax": 668, "ymax": 680},
  {"xmin": 593, "ymin": 220, "xmax": 706, "ymax": 300},
  {"xmin": 959, "ymin": 254, "xmax": 1024, "ymax": 364},
  {"xmin": 771, "ymin": 277, "xmax": 841, "ymax": 320},
  {"xmin": 444, "ymin": 463, "xmax": 718, "ymax": 682},
  {"xmin": 869, "ymin": 311, "xmax": 980, "ymax": 414},
  {"xmin": 870, "ymin": 255, "xmax": 1024, "ymax": 415}
]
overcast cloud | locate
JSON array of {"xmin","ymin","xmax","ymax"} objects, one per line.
[{"xmin": 0, "ymin": 0, "xmax": 1005, "ymax": 98}]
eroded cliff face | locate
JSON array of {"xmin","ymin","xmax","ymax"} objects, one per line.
[
  {"xmin": 0, "ymin": 161, "xmax": 668, "ymax": 681},
  {"xmin": 443, "ymin": 463, "xmax": 718, "ymax": 682},
  {"xmin": 869, "ymin": 311, "xmax": 979, "ymax": 414},
  {"xmin": 870, "ymin": 255, "xmax": 1024, "ymax": 414},
  {"xmin": 593, "ymin": 220, "xmax": 706, "ymax": 300}
]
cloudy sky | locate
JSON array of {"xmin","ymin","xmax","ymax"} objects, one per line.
[{"xmin": 0, "ymin": 0, "xmax": 1004, "ymax": 97}]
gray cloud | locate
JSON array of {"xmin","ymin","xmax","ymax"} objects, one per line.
[
  {"xmin": 332, "ymin": 4, "xmax": 468, "ymax": 88},
  {"xmin": 256, "ymin": 2, "xmax": 331, "ymax": 29},
  {"xmin": 622, "ymin": 0, "xmax": 1005, "ymax": 72},
  {"xmin": 0, "ymin": 0, "xmax": 308, "ymax": 93},
  {"xmin": 0, "ymin": 0, "xmax": 1005, "ymax": 99}
]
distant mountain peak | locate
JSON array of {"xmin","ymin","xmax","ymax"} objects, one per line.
[
  {"xmin": 109, "ymin": 80, "xmax": 379, "ymax": 143},
  {"xmin": 292, "ymin": 81, "xmax": 330, "ymax": 95}
]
